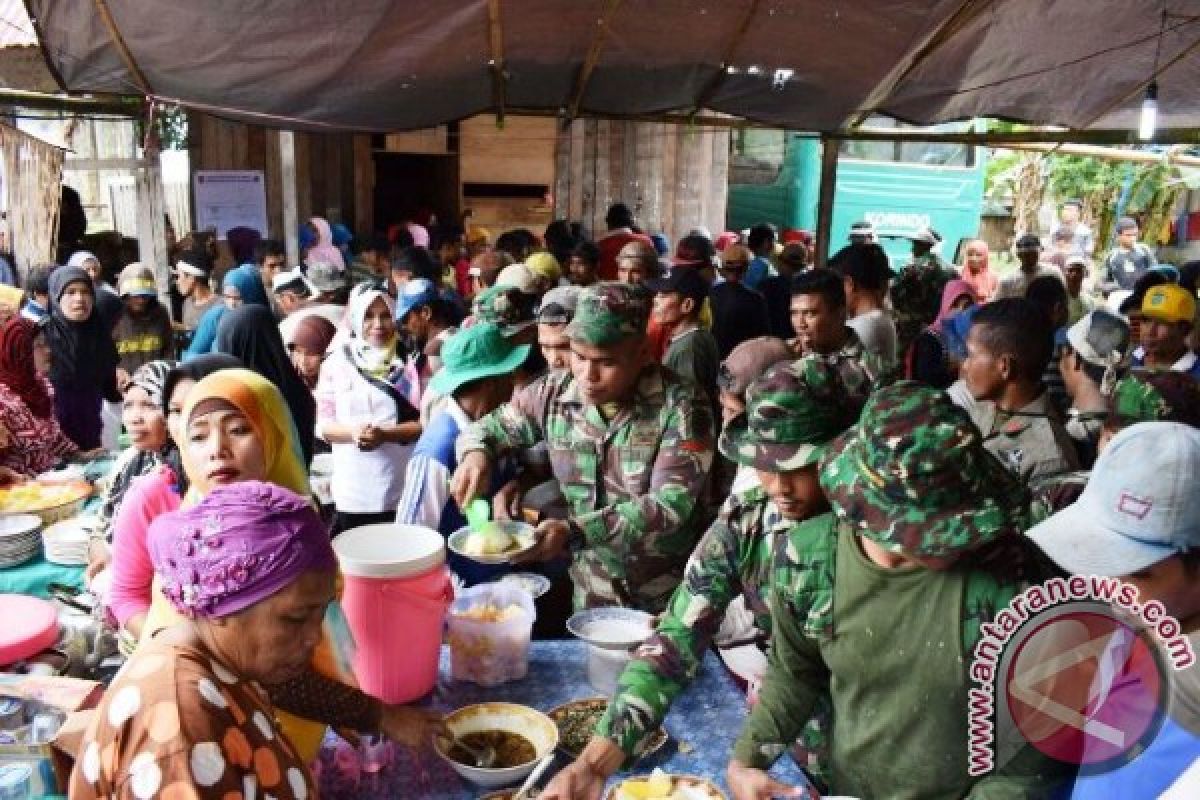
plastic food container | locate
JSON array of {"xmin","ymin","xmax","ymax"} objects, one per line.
[{"xmin": 447, "ymin": 584, "xmax": 536, "ymax": 687}]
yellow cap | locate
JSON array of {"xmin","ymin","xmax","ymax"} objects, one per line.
[
  {"xmin": 524, "ymin": 251, "xmax": 561, "ymax": 282},
  {"xmin": 1141, "ymin": 284, "xmax": 1197, "ymax": 324}
]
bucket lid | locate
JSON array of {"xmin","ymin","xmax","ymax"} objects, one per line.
[
  {"xmin": 0, "ymin": 594, "xmax": 59, "ymax": 667},
  {"xmin": 333, "ymin": 523, "xmax": 446, "ymax": 578}
]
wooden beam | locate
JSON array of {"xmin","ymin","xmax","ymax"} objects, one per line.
[
  {"xmin": 92, "ymin": 0, "xmax": 154, "ymax": 95},
  {"xmin": 64, "ymin": 157, "xmax": 152, "ymax": 170},
  {"xmin": 1001, "ymin": 140, "xmax": 1200, "ymax": 168},
  {"xmin": 280, "ymin": 130, "xmax": 299, "ymax": 265},
  {"xmin": 563, "ymin": 0, "xmax": 624, "ymax": 128},
  {"xmin": 0, "ymin": 89, "xmax": 140, "ymax": 115},
  {"xmin": 486, "ymin": 0, "xmax": 507, "ymax": 127},
  {"xmin": 813, "ymin": 137, "xmax": 838, "ymax": 268},
  {"xmin": 691, "ymin": 0, "xmax": 760, "ymax": 113}
]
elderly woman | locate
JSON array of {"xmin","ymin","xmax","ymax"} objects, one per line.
[
  {"xmin": 0, "ymin": 316, "xmax": 81, "ymax": 476},
  {"xmin": 72, "ymin": 482, "xmax": 337, "ymax": 799},
  {"xmin": 316, "ymin": 284, "xmax": 421, "ymax": 534},
  {"xmin": 44, "ymin": 266, "xmax": 121, "ymax": 449}
]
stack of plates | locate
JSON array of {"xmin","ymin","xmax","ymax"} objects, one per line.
[
  {"xmin": 42, "ymin": 518, "xmax": 93, "ymax": 566},
  {"xmin": 0, "ymin": 515, "xmax": 42, "ymax": 568}
]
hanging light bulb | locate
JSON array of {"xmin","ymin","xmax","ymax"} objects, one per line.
[{"xmin": 1139, "ymin": 81, "xmax": 1158, "ymax": 141}]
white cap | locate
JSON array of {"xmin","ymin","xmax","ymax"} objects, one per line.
[
  {"xmin": 1027, "ymin": 422, "xmax": 1200, "ymax": 576},
  {"xmin": 272, "ymin": 267, "xmax": 316, "ymax": 296},
  {"xmin": 495, "ymin": 262, "xmax": 539, "ymax": 294}
]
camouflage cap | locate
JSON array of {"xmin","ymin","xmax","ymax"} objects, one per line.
[
  {"xmin": 563, "ymin": 281, "xmax": 651, "ymax": 346},
  {"xmin": 719, "ymin": 356, "xmax": 869, "ymax": 472},
  {"xmin": 1109, "ymin": 370, "xmax": 1200, "ymax": 429},
  {"xmin": 819, "ymin": 381, "xmax": 1027, "ymax": 559},
  {"xmin": 471, "ymin": 285, "xmax": 537, "ymax": 335}
]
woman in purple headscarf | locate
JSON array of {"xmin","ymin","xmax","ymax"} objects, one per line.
[{"xmin": 72, "ymin": 482, "xmax": 444, "ymax": 798}]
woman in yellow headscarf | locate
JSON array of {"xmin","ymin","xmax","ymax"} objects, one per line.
[{"xmin": 141, "ymin": 368, "xmax": 441, "ymax": 761}]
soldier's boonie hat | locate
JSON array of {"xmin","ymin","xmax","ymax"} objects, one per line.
[
  {"xmin": 819, "ymin": 381, "xmax": 1027, "ymax": 558},
  {"xmin": 472, "ymin": 285, "xmax": 537, "ymax": 335},
  {"xmin": 719, "ymin": 356, "xmax": 869, "ymax": 472},
  {"xmin": 564, "ymin": 282, "xmax": 651, "ymax": 346}
]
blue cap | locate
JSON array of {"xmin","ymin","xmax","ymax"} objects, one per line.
[
  {"xmin": 394, "ymin": 278, "xmax": 439, "ymax": 321},
  {"xmin": 1028, "ymin": 422, "xmax": 1200, "ymax": 576}
]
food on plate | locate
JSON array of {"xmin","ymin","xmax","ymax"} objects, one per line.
[
  {"xmin": 0, "ymin": 480, "xmax": 91, "ymax": 513},
  {"xmin": 549, "ymin": 698, "xmax": 667, "ymax": 759},
  {"xmin": 447, "ymin": 729, "xmax": 536, "ymax": 769},
  {"xmin": 462, "ymin": 522, "xmax": 532, "ymax": 556},
  {"xmin": 611, "ymin": 770, "xmax": 725, "ymax": 800},
  {"xmin": 586, "ymin": 618, "xmax": 651, "ymax": 646}
]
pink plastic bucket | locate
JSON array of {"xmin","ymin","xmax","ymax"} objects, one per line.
[{"xmin": 333, "ymin": 524, "xmax": 452, "ymax": 703}]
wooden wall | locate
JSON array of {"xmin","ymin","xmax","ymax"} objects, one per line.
[
  {"xmin": 554, "ymin": 119, "xmax": 729, "ymax": 244},
  {"xmin": 187, "ymin": 112, "xmax": 373, "ymax": 238}
]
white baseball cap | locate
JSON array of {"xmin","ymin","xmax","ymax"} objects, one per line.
[
  {"xmin": 1027, "ymin": 422, "xmax": 1200, "ymax": 576},
  {"xmin": 495, "ymin": 262, "xmax": 540, "ymax": 294},
  {"xmin": 271, "ymin": 267, "xmax": 316, "ymax": 297}
]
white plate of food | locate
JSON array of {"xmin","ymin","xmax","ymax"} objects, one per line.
[
  {"xmin": 566, "ymin": 607, "xmax": 655, "ymax": 651},
  {"xmin": 605, "ymin": 770, "xmax": 726, "ymax": 800},
  {"xmin": 448, "ymin": 521, "xmax": 537, "ymax": 564}
]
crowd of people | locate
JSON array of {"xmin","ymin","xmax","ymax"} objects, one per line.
[{"xmin": 1, "ymin": 197, "xmax": 1198, "ymax": 799}]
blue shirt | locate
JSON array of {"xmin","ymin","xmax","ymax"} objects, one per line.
[{"xmin": 745, "ymin": 255, "xmax": 772, "ymax": 290}]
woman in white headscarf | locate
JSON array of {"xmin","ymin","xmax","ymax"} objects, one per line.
[{"xmin": 315, "ymin": 284, "xmax": 421, "ymax": 533}]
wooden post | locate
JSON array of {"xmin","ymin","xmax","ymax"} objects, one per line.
[
  {"xmin": 134, "ymin": 158, "xmax": 170, "ymax": 309},
  {"xmin": 814, "ymin": 136, "xmax": 838, "ymax": 268},
  {"xmin": 280, "ymin": 130, "xmax": 299, "ymax": 266}
]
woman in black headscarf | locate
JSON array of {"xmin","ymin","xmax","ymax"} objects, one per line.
[
  {"xmin": 44, "ymin": 266, "xmax": 121, "ymax": 450},
  {"xmin": 214, "ymin": 305, "xmax": 316, "ymax": 465}
]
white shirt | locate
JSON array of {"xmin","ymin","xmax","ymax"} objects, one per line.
[
  {"xmin": 314, "ymin": 348, "xmax": 413, "ymax": 513},
  {"xmin": 847, "ymin": 309, "xmax": 898, "ymax": 368}
]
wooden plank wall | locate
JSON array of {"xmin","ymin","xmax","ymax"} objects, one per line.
[
  {"xmin": 554, "ymin": 119, "xmax": 729, "ymax": 244},
  {"xmin": 187, "ymin": 112, "xmax": 373, "ymax": 239}
]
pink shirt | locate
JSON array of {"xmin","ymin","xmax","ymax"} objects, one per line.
[{"xmin": 106, "ymin": 467, "xmax": 182, "ymax": 627}]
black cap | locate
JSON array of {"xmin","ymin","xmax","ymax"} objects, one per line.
[
  {"xmin": 1015, "ymin": 233, "xmax": 1042, "ymax": 250},
  {"xmin": 647, "ymin": 266, "xmax": 710, "ymax": 304}
]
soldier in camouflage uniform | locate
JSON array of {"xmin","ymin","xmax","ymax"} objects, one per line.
[
  {"xmin": 452, "ymin": 282, "xmax": 715, "ymax": 612},
  {"xmin": 729, "ymin": 382, "xmax": 1070, "ymax": 800},
  {"xmin": 789, "ymin": 268, "xmax": 894, "ymax": 386},
  {"xmin": 541, "ymin": 356, "xmax": 870, "ymax": 800},
  {"xmin": 889, "ymin": 229, "xmax": 957, "ymax": 361},
  {"xmin": 1029, "ymin": 369, "xmax": 1200, "ymax": 524}
]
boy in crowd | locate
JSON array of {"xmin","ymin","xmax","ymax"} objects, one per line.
[
  {"xmin": 961, "ymin": 298, "xmax": 1079, "ymax": 483},
  {"xmin": 20, "ymin": 264, "xmax": 54, "ymax": 324},
  {"xmin": 727, "ymin": 382, "xmax": 1069, "ymax": 800},
  {"xmin": 173, "ymin": 248, "xmax": 218, "ymax": 334},
  {"xmin": 452, "ymin": 283, "xmax": 715, "ymax": 613},
  {"xmin": 397, "ymin": 323, "xmax": 530, "ymax": 585},
  {"xmin": 396, "ymin": 278, "xmax": 457, "ymax": 375},
  {"xmin": 744, "ymin": 223, "xmax": 777, "ymax": 290},
  {"xmin": 649, "ymin": 267, "xmax": 720, "ymax": 416},
  {"xmin": 1132, "ymin": 284, "xmax": 1200, "ymax": 378},
  {"xmin": 1028, "ymin": 422, "xmax": 1200, "ymax": 799},
  {"xmin": 536, "ymin": 286, "xmax": 581, "ymax": 370},
  {"xmin": 1063, "ymin": 254, "xmax": 1096, "ymax": 325},
  {"xmin": 830, "ymin": 242, "xmax": 896, "ymax": 371},
  {"xmin": 274, "ymin": 267, "xmax": 346, "ymax": 346},
  {"xmin": 113, "ymin": 263, "xmax": 175, "ymax": 384},
  {"xmin": 1101, "ymin": 216, "xmax": 1155, "ymax": 294},
  {"xmin": 542, "ymin": 357, "xmax": 870, "ymax": 800},
  {"xmin": 995, "ymin": 234, "xmax": 1064, "ymax": 300},
  {"xmin": 790, "ymin": 268, "xmax": 891, "ymax": 385}
]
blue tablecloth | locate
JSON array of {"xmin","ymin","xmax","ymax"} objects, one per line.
[
  {"xmin": 0, "ymin": 551, "xmax": 85, "ymax": 599},
  {"xmin": 317, "ymin": 640, "xmax": 809, "ymax": 798}
]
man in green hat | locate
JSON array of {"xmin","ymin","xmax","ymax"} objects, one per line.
[
  {"xmin": 452, "ymin": 282, "xmax": 715, "ymax": 612},
  {"xmin": 397, "ymin": 322, "xmax": 530, "ymax": 585},
  {"xmin": 728, "ymin": 382, "xmax": 1069, "ymax": 800},
  {"xmin": 542, "ymin": 356, "xmax": 870, "ymax": 799}
]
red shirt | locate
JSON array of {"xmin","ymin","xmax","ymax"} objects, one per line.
[{"xmin": 596, "ymin": 229, "xmax": 653, "ymax": 281}]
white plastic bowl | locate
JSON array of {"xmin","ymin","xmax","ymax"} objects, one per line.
[{"xmin": 435, "ymin": 702, "xmax": 558, "ymax": 789}]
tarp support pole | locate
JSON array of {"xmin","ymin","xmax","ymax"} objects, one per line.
[
  {"xmin": 92, "ymin": 0, "xmax": 153, "ymax": 95},
  {"xmin": 814, "ymin": 136, "xmax": 838, "ymax": 268},
  {"xmin": 280, "ymin": 131, "xmax": 299, "ymax": 266},
  {"xmin": 486, "ymin": 0, "xmax": 507, "ymax": 126},
  {"xmin": 563, "ymin": 0, "xmax": 623, "ymax": 129}
]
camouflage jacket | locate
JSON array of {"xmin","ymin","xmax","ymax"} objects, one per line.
[
  {"xmin": 801, "ymin": 326, "xmax": 895, "ymax": 390},
  {"xmin": 734, "ymin": 520, "xmax": 1057, "ymax": 777},
  {"xmin": 597, "ymin": 495, "xmax": 835, "ymax": 763},
  {"xmin": 457, "ymin": 365, "xmax": 715, "ymax": 612},
  {"xmin": 889, "ymin": 254, "xmax": 956, "ymax": 356}
]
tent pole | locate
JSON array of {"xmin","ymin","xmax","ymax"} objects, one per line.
[
  {"xmin": 814, "ymin": 136, "xmax": 838, "ymax": 268},
  {"xmin": 280, "ymin": 130, "xmax": 299, "ymax": 266},
  {"xmin": 562, "ymin": 0, "xmax": 623, "ymax": 129},
  {"xmin": 486, "ymin": 0, "xmax": 507, "ymax": 126}
]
